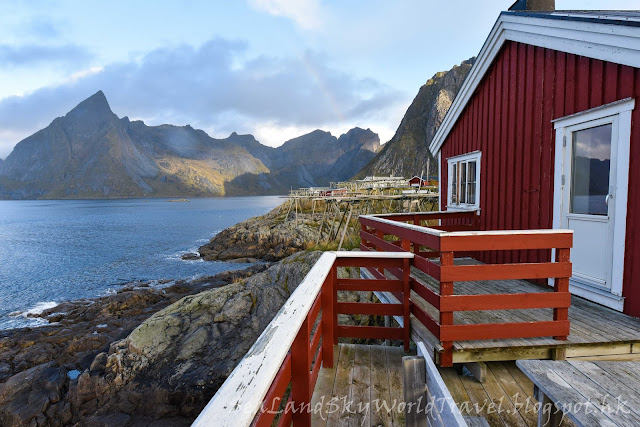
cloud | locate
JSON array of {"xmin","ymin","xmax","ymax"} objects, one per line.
[
  {"xmin": 0, "ymin": 37, "xmax": 403, "ymax": 157},
  {"xmin": 248, "ymin": 0, "xmax": 324, "ymax": 29},
  {"xmin": 0, "ymin": 43, "xmax": 92, "ymax": 68}
]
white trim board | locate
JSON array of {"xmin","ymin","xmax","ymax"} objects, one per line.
[{"xmin": 430, "ymin": 12, "xmax": 640, "ymax": 156}]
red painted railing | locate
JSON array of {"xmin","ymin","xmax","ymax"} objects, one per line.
[
  {"xmin": 197, "ymin": 212, "xmax": 572, "ymax": 425},
  {"xmin": 249, "ymin": 252, "xmax": 412, "ymax": 427},
  {"xmin": 359, "ymin": 211, "xmax": 573, "ymax": 367}
]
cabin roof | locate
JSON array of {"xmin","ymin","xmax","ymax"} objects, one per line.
[
  {"xmin": 503, "ymin": 10, "xmax": 640, "ymax": 27},
  {"xmin": 429, "ymin": 10, "xmax": 640, "ymax": 155}
]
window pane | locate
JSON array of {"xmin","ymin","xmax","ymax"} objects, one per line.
[
  {"xmin": 451, "ymin": 163, "xmax": 457, "ymax": 204},
  {"xmin": 570, "ymin": 124, "xmax": 612, "ymax": 215},
  {"xmin": 460, "ymin": 162, "xmax": 466, "ymax": 204},
  {"xmin": 468, "ymin": 161, "xmax": 476, "ymax": 184},
  {"xmin": 467, "ymin": 183, "xmax": 476, "ymax": 204},
  {"xmin": 467, "ymin": 161, "xmax": 476, "ymax": 205}
]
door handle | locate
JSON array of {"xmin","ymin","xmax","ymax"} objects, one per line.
[{"xmin": 606, "ymin": 194, "xmax": 613, "ymax": 205}]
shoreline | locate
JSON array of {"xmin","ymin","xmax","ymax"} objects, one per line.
[
  {"xmin": 0, "ymin": 263, "xmax": 269, "ymax": 381},
  {"xmin": 0, "ymin": 202, "xmax": 367, "ymax": 426}
]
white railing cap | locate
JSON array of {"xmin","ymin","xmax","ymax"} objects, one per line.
[
  {"xmin": 335, "ymin": 250, "xmax": 414, "ymax": 259},
  {"xmin": 360, "ymin": 214, "xmax": 446, "ymax": 237},
  {"xmin": 360, "ymin": 213, "xmax": 573, "ymax": 238}
]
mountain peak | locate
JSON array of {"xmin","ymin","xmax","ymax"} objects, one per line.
[{"xmin": 67, "ymin": 90, "xmax": 113, "ymax": 119}]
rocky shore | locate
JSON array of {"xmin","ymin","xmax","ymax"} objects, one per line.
[
  {"xmin": 0, "ymin": 205, "xmax": 378, "ymax": 426},
  {"xmin": 197, "ymin": 206, "xmax": 319, "ymax": 262},
  {"xmin": 0, "ymin": 264, "xmax": 268, "ymax": 426}
]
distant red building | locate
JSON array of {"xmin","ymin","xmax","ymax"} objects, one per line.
[
  {"xmin": 430, "ymin": 8, "xmax": 640, "ymax": 316},
  {"xmin": 409, "ymin": 176, "xmax": 427, "ymax": 187}
]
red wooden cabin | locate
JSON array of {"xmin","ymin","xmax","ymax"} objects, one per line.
[
  {"xmin": 409, "ymin": 175, "xmax": 427, "ymax": 187},
  {"xmin": 430, "ymin": 6, "xmax": 640, "ymax": 317}
]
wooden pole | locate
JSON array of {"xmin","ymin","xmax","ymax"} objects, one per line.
[
  {"xmin": 337, "ymin": 204, "xmax": 353, "ymax": 251},
  {"xmin": 327, "ymin": 201, "xmax": 340, "ymax": 242},
  {"xmin": 284, "ymin": 198, "xmax": 293, "ymax": 221},
  {"xmin": 316, "ymin": 201, "xmax": 329, "ymax": 244},
  {"xmin": 332, "ymin": 203, "xmax": 349, "ymax": 241}
]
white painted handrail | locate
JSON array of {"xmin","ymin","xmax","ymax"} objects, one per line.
[
  {"xmin": 192, "ymin": 251, "xmax": 413, "ymax": 427},
  {"xmin": 362, "ymin": 213, "xmax": 573, "ymax": 237},
  {"xmin": 360, "ymin": 214, "xmax": 447, "ymax": 237},
  {"xmin": 335, "ymin": 250, "xmax": 414, "ymax": 259}
]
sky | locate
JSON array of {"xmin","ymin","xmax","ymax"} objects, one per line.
[{"xmin": 0, "ymin": 0, "xmax": 638, "ymax": 159}]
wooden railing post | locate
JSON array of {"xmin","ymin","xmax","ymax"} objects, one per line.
[
  {"xmin": 376, "ymin": 230, "xmax": 385, "ymax": 276},
  {"xmin": 291, "ymin": 316, "xmax": 312, "ymax": 426},
  {"xmin": 439, "ymin": 251, "xmax": 455, "ymax": 367},
  {"xmin": 553, "ymin": 248, "xmax": 570, "ymax": 340},
  {"xmin": 321, "ymin": 267, "xmax": 334, "ymax": 368},
  {"xmin": 403, "ymin": 256, "xmax": 411, "ymax": 352},
  {"xmin": 332, "ymin": 264, "xmax": 338, "ymax": 345},
  {"xmin": 375, "ymin": 230, "xmax": 384, "ymax": 250}
]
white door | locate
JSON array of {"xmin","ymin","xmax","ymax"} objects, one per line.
[
  {"xmin": 553, "ymin": 98, "xmax": 634, "ymax": 312},
  {"xmin": 561, "ymin": 117, "xmax": 617, "ymax": 291}
]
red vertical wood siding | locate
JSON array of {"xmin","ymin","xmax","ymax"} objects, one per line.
[{"xmin": 440, "ymin": 41, "xmax": 640, "ymax": 317}]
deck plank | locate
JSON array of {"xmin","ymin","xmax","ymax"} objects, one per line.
[
  {"xmin": 457, "ymin": 371, "xmax": 505, "ymax": 427},
  {"xmin": 315, "ymin": 344, "xmax": 404, "ymax": 427},
  {"xmin": 568, "ymin": 361, "xmax": 640, "ymax": 417},
  {"xmin": 311, "ymin": 345, "xmax": 340, "ymax": 427},
  {"xmin": 370, "ymin": 345, "xmax": 394, "ymax": 427},
  {"xmin": 486, "ymin": 362, "xmax": 538, "ymax": 426},
  {"xmin": 385, "ymin": 346, "xmax": 405, "ymax": 427},
  {"xmin": 516, "ymin": 360, "xmax": 626, "ymax": 426},
  {"xmin": 439, "ymin": 367, "xmax": 474, "ymax": 417},
  {"xmin": 326, "ymin": 343, "xmax": 356, "ymax": 427},
  {"xmin": 480, "ymin": 365, "xmax": 528, "ymax": 427},
  {"xmin": 349, "ymin": 344, "xmax": 371, "ymax": 427}
]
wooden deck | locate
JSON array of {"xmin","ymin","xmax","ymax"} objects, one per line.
[
  {"xmin": 517, "ymin": 360, "xmax": 640, "ymax": 426},
  {"xmin": 311, "ymin": 343, "xmax": 407, "ymax": 427},
  {"xmin": 310, "ymin": 344, "xmax": 580, "ymax": 427},
  {"xmin": 439, "ymin": 361, "xmax": 576, "ymax": 427},
  {"xmin": 406, "ymin": 259, "xmax": 640, "ymax": 365}
]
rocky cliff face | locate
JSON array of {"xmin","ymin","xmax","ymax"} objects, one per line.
[
  {"xmin": 0, "ymin": 91, "xmax": 379, "ymax": 199},
  {"xmin": 355, "ymin": 58, "xmax": 475, "ymax": 179}
]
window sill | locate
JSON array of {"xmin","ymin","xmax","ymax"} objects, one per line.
[{"xmin": 446, "ymin": 205, "xmax": 479, "ymax": 212}]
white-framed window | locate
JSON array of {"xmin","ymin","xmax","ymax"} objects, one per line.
[{"xmin": 447, "ymin": 151, "xmax": 481, "ymax": 210}]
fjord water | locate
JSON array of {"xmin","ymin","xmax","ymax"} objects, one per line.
[{"xmin": 0, "ymin": 196, "xmax": 282, "ymax": 329}]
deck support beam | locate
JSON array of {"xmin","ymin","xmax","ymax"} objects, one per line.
[{"xmin": 463, "ymin": 362, "xmax": 487, "ymax": 383}]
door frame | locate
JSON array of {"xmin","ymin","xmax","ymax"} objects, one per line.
[{"xmin": 551, "ymin": 98, "xmax": 635, "ymax": 312}]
